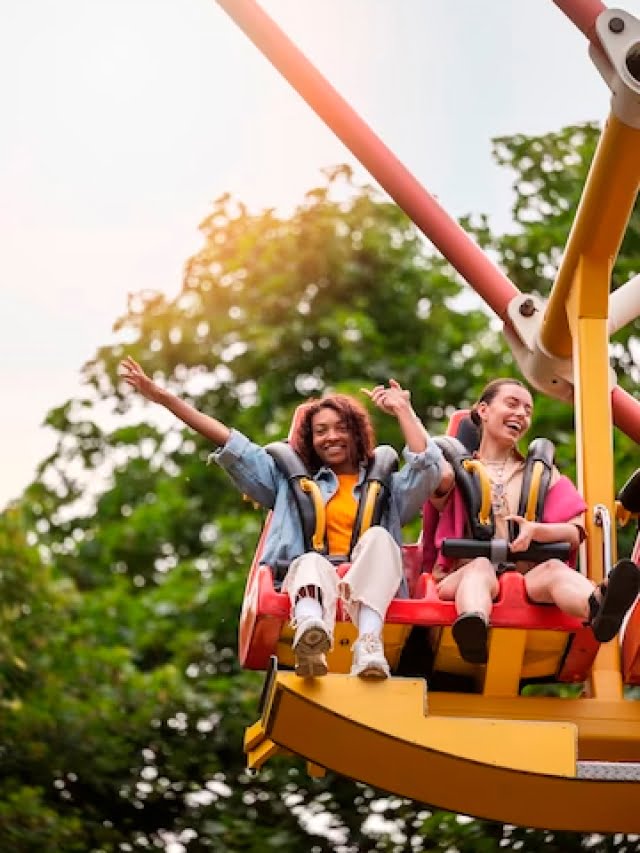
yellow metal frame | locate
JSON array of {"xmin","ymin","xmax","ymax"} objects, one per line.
[
  {"xmin": 432, "ymin": 625, "xmax": 570, "ymax": 690},
  {"xmin": 234, "ymin": 2, "xmax": 640, "ymax": 831},
  {"xmin": 544, "ymin": 114, "xmax": 640, "ymax": 700},
  {"xmin": 246, "ymin": 671, "xmax": 640, "ymax": 833}
]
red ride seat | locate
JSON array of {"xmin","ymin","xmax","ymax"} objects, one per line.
[
  {"xmin": 238, "ymin": 525, "xmax": 427, "ymax": 671},
  {"xmin": 419, "ymin": 409, "xmax": 600, "ymax": 683},
  {"xmin": 238, "ymin": 408, "xmax": 602, "ymax": 684}
]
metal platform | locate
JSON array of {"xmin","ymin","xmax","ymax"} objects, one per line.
[{"xmin": 245, "ymin": 664, "xmax": 640, "ymax": 833}]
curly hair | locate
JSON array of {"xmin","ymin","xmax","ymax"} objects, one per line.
[
  {"xmin": 469, "ymin": 377, "xmax": 530, "ymax": 428},
  {"xmin": 290, "ymin": 394, "xmax": 376, "ymax": 472}
]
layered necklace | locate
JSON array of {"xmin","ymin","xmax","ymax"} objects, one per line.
[{"xmin": 482, "ymin": 452, "xmax": 514, "ymax": 516}]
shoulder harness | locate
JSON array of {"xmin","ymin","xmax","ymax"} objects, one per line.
[
  {"xmin": 433, "ymin": 435, "xmax": 556, "ymax": 540},
  {"xmin": 265, "ymin": 441, "xmax": 399, "ymax": 558}
]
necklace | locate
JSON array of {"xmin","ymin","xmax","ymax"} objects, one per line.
[
  {"xmin": 481, "ymin": 453, "xmax": 513, "ymax": 515},
  {"xmin": 483, "ymin": 455, "xmax": 511, "ymax": 477}
]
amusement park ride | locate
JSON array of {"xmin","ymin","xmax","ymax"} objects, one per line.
[{"xmin": 216, "ymin": 0, "xmax": 640, "ymax": 832}]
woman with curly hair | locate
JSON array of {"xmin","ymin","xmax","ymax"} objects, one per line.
[{"xmin": 120, "ymin": 357, "xmax": 452, "ymax": 679}]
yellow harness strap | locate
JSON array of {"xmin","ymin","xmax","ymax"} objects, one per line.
[
  {"xmin": 524, "ymin": 460, "xmax": 544, "ymax": 521},
  {"xmin": 300, "ymin": 478, "xmax": 326, "ymax": 551},
  {"xmin": 359, "ymin": 481, "xmax": 382, "ymax": 536},
  {"xmin": 462, "ymin": 459, "xmax": 492, "ymax": 527}
]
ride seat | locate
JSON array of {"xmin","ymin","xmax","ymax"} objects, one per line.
[
  {"xmin": 238, "ymin": 512, "xmax": 427, "ymax": 671},
  {"xmin": 420, "ymin": 409, "xmax": 601, "ymax": 686},
  {"xmin": 238, "ymin": 409, "xmax": 606, "ymax": 686},
  {"xmin": 238, "ymin": 403, "xmax": 429, "ymax": 673}
]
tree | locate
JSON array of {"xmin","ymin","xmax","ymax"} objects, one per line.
[
  {"xmin": 3, "ymin": 139, "xmax": 639, "ymax": 850},
  {"xmin": 9, "ymin": 166, "xmax": 495, "ymax": 851}
]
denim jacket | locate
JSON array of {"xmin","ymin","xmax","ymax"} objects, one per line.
[{"xmin": 211, "ymin": 429, "xmax": 445, "ymax": 571}]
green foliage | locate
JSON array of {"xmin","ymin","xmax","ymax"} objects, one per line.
[{"xmin": 2, "ymin": 142, "xmax": 640, "ymax": 850}]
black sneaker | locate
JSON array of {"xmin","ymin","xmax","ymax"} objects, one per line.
[
  {"xmin": 588, "ymin": 559, "xmax": 640, "ymax": 643},
  {"xmin": 452, "ymin": 612, "xmax": 489, "ymax": 664}
]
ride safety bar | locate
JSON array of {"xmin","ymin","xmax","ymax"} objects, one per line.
[{"xmin": 441, "ymin": 538, "xmax": 571, "ymax": 565}]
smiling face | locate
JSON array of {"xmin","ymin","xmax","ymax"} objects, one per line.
[
  {"xmin": 476, "ymin": 382, "xmax": 533, "ymax": 448},
  {"xmin": 291, "ymin": 394, "xmax": 375, "ymax": 474},
  {"xmin": 310, "ymin": 405, "xmax": 358, "ymax": 473}
]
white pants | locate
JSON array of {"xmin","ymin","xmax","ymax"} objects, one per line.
[{"xmin": 281, "ymin": 526, "xmax": 403, "ymax": 634}]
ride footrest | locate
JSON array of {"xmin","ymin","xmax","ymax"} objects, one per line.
[{"xmin": 577, "ymin": 761, "xmax": 640, "ymax": 780}]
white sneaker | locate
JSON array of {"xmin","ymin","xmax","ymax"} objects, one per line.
[
  {"xmin": 350, "ymin": 633, "xmax": 390, "ymax": 679},
  {"xmin": 295, "ymin": 652, "xmax": 328, "ymax": 678},
  {"xmin": 292, "ymin": 617, "xmax": 331, "ymax": 678}
]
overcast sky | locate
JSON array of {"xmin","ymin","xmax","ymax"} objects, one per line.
[{"xmin": 2, "ymin": 0, "xmax": 638, "ymax": 509}]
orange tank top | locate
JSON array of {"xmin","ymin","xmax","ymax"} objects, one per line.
[{"xmin": 326, "ymin": 473, "xmax": 358, "ymax": 556}]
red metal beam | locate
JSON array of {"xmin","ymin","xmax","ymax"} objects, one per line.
[
  {"xmin": 217, "ymin": 0, "xmax": 640, "ymax": 443},
  {"xmin": 551, "ymin": 0, "xmax": 607, "ymax": 45},
  {"xmin": 216, "ymin": 0, "xmax": 518, "ymax": 319},
  {"xmin": 612, "ymin": 386, "xmax": 640, "ymax": 443}
]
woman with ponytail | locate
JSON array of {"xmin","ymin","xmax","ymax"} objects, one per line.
[{"xmin": 429, "ymin": 378, "xmax": 639, "ymax": 664}]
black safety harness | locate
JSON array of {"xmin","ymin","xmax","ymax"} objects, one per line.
[
  {"xmin": 433, "ymin": 435, "xmax": 570, "ymax": 566},
  {"xmin": 265, "ymin": 441, "xmax": 399, "ymax": 564}
]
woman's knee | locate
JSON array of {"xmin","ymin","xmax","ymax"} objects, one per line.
[
  {"xmin": 528, "ymin": 559, "xmax": 571, "ymax": 586},
  {"xmin": 437, "ymin": 558, "xmax": 497, "ymax": 599},
  {"xmin": 464, "ymin": 558, "xmax": 498, "ymax": 588},
  {"xmin": 351, "ymin": 526, "xmax": 402, "ymax": 575},
  {"xmin": 525, "ymin": 559, "xmax": 573, "ymax": 600},
  {"xmin": 285, "ymin": 552, "xmax": 336, "ymax": 593},
  {"xmin": 358, "ymin": 526, "xmax": 396, "ymax": 548}
]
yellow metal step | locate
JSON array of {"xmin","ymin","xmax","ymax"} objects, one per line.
[{"xmin": 245, "ymin": 667, "xmax": 640, "ymax": 832}]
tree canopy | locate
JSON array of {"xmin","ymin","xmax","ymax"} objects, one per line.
[{"xmin": 4, "ymin": 128, "xmax": 640, "ymax": 851}]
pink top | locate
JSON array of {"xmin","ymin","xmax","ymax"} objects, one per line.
[{"xmin": 422, "ymin": 474, "xmax": 587, "ymax": 576}]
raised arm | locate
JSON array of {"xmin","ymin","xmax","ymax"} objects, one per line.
[
  {"xmin": 362, "ymin": 379, "xmax": 454, "ymax": 484},
  {"xmin": 362, "ymin": 379, "xmax": 427, "ymax": 451},
  {"xmin": 119, "ymin": 356, "xmax": 231, "ymax": 447}
]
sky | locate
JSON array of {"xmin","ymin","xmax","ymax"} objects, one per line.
[{"xmin": 2, "ymin": 0, "xmax": 639, "ymax": 510}]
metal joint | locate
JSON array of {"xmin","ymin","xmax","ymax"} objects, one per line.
[
  {"xmin": 593, "ymin": 503, "xmax": 613, "ymax": 577},
  {"xmin": 591, "ymin": 9, "xmax": 640, "ymax": 127}
]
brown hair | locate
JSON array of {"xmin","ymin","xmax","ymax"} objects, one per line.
[
  {"xmin": 290, "ymin": 394, "xmax": 376, "ymax": 472},
  {"xmin": 469, "ymin": 377, "xmax": 530, "ymax": 427}
]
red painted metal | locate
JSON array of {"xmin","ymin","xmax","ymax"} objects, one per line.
[
  {"xmin": 216, "ymin": 0, "xmax": 640, "ymax": 443},
  {"xmin": 239, "ymin": 557, "xmax": 600, "ymax": 680},
  {"xmin": 216, "ymin": 0, "xmax": 518, "ymax": 320},
  {"xmin": 621, "ymin": 538, "xmax": 640, "ymax": 684},
  {"xmin": 551, "ymin": 0, "xmax": 607, "ymax": 45},
  {"xmin": 612, "ymin": 386, "xmax": 640, "ymax": 445}
]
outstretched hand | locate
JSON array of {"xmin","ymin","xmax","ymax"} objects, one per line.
[
  {"xmin": 119, "ymin": 355, "xmax": 231, "ymax": 445},
  {"xmin": 120, "ymin": 356, "xmax": 164, "ymax": 404},
  {"xmin": 361, "ymin": 378, "xmax": 411, "ymax": 417}
]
